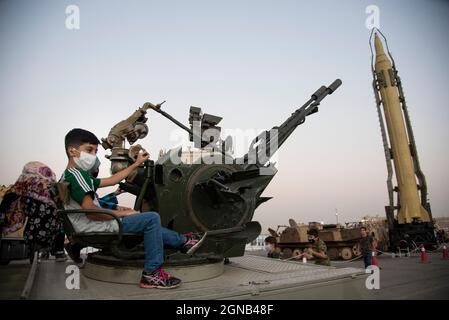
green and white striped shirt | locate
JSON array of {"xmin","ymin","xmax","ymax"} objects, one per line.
[{"xmin": 62, "ymin": 167, "xmax": 119, "ymax": 233}]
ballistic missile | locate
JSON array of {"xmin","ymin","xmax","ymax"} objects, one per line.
[{"xmin": 372, "ymin": 32, "xmax": 430, "ymax": 224}]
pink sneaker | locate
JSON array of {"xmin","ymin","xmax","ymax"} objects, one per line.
[{"xmin": 140, "ymin": 267, "xmax": 181, "ymax": 289}]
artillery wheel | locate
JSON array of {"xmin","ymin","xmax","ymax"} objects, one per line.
[
  {"xmin": 292, "ymin": 249, "xmax": 302, "ymax": 259},
  {"xmin": 340, "ymin": 247, "xmax": 353, "ymax": 260},
  {"xmin": 352, "ymin": 244, "xmax": 361, "ymax": 257},
  {"xmin": 282, "ymin": 248, "xmax": 292, "ymax": 259},
  {"xmin": 327, "ymin": 247, "xmax": 339, "ymax": 260}
]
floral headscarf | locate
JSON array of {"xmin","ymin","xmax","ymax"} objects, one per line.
[{"xmin": 12, "ymin": 161, "xmax": 57, "ymax": 207}]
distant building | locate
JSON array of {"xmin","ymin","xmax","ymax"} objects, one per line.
[{"xmin": 245, "ymin": 234, "xmax": 269, "ymax": 251}]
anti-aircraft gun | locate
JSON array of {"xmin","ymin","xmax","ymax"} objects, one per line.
[{"xmin": 96, "ymin": 79, "xmax": 342, "ymax": 265}]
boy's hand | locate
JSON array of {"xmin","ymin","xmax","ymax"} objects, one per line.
[
  {"xmin": 99, "ymin": 151, "xmax": 149, "ymax": 188},
  {"xmin": 134, "ymin": 151, "xmax": 150, "ymax": 166}
]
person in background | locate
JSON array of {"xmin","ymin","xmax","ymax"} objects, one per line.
[
  {"xmin": 301, "ymin": 228, "xmax": 330, "ymax": 266},
  {"xmin": 264, "ymin": 236, "xmax": 280, "ymax": 259},
  {"xmin": 358, "ymin": 226, "xmax": 374, "ymax": 269}
]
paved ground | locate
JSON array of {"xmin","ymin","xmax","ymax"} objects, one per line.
[
  {"xmin": 247, "ymin": 250, "xmax": 449, "ymax": 299},
  {"xmin": 28, "ymin": 255, "xmax": 369, "ymax": 299},
  {"xmin": 1, "ymin": 251, "xmax": 448, "ymax": 299},
  {"xmin": 348, "ymin": 252, "xmax": 449, "ymax": 299},
  {"xmin": 0, "ymin": 260, "xmax": 30, "ymax": 299}
]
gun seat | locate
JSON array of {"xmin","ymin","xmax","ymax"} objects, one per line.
[{"xmin": 51, "ymin": 183, "xmax": 145, "ymax": 259}]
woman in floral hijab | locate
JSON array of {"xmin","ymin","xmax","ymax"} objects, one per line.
[{"xmin": 0, "ymin": 162, "xmax": 64, "ymax": 258}]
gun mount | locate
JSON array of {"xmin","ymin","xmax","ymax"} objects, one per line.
[
  {"xmin": 99, "ymin": 79, "xmax": 342, "ymax": 264},
  {"xmin": 101, "ymin": 101, "xmax": 165, "ymax": 174}
]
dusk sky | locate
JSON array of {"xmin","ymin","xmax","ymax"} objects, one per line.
[{"xmin": 1, "ymin": 0, "xmax": 448, "ymax": 232}]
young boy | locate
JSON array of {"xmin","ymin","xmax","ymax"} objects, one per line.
[{"xmin": 62, "ymin": 128, "xmax": 203, "ymax": 289}]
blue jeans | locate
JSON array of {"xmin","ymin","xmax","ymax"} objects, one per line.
[
  {"xmin": 121, "ymin": 211, "xmax": 186, "ymax": 273},
  {"xmin": 363, "ymin": 251, "xmax": 372, "ymax": 269}
]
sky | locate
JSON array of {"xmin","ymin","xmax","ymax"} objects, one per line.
[{"xmin": 1, "ymin": 0, "xmax": 448, "ymax": 233}]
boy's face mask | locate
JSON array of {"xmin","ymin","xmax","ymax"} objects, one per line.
[
  {"xmin": 72, "ymin": 148, "xmax": 98, "ymax": 171},
  {"xmin": 264, "ymin": 244, "xmax": 274, "ymax": 252}
]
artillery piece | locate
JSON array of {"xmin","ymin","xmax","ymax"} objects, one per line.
[{"xmin": 78, "ymin": 79, "xmax": 342, "ymax": 272}]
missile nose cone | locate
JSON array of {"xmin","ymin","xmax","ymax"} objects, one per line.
[
  {"xmin": 373, "ymin": 32, "xmax": 391, "ymax": 68},
  {"xmin": 374, "ymin": 33, "xmax": 386, "ymax": 56}
]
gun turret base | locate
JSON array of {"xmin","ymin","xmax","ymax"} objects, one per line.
[{"xmin": 83, "ymin": 252, "xmax": 224, "ymax": 284}]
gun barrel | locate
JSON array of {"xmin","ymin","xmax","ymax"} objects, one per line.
[
  {"xmin": 150, "ymin": 105, "xmax": 193, "ymax": 134},
  {"xmin": 240, "ymin": 79, "xmax": 342, "ymax": 167},
  {"xmin": 328, "ymin": 79, "xmax": 342, "ymax": 94}
]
